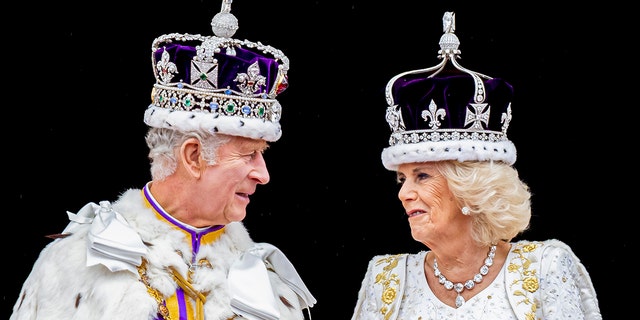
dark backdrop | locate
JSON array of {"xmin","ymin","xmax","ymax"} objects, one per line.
[{"xmin": 6, "ymin": 1, "xmax": 629, "ymax": 318}]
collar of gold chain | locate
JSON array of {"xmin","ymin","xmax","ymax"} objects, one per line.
[{"xmin": 137, "ymin": 259, "xmax": 208, "ymax": 320}]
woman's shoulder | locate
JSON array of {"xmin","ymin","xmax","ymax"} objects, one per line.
[
  {"xmin": 509, "ymin": 239, "xmax": 579, "ymax": 259},
  {"xmin": 364, "ymin": 251, "xmax": 427, "ymax": 271},
  {"xmin": 368, "ymin": 251, "xmax": 426, "ymax": 262},
  {"xmin": 507, "ymin": 239, "xmax": 588, "ymax": 273},
  {"xmin": 509, "ymin": 239, "xmax": 601, "ymax": 319},
  {"xmin": 510, "ymin": 239, "xmax": 591, "ymax": 277}
]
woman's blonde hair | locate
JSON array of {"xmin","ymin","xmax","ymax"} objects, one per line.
[{"xmin": 435, "ymin": 160, "xmax": 531, "ymax": 245}]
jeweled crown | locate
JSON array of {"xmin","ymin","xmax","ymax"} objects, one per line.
[
  {"xmin": 144, "ymin": 0, "xmax": 290, "ymax": 142},
  {"xmin": 381, "ymin": 12, "xmax": 516, "ymax": 171}
]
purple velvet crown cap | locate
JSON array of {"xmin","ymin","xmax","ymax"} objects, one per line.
[
  {"xmin": 153, "ymin": 43, "xmax": 283, "ymax": 100},
  {"xmin": 144, "ymin": 0, "xmax": 290, "ymax": 142},
  {"xmin": 381, "ymin": 12, "xmax": 516, "ymax": 171}
]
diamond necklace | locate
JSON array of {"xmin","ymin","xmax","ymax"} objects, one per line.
[{"xmin": 433, "ymin": 244, "xmax": 497, "ymax": 308}]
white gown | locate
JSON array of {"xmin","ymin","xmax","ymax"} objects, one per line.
[{"xmin": 351, "ymin": 239, "xmax": 602, "ymax": 320}]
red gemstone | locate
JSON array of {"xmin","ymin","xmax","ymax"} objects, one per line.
[{"xmin": 275, "ymin": 75, "xmax": 288, "ymax": 95}]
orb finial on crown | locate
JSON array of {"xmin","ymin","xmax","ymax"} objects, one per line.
[{"xmin": 211, "ymin": 0, "xmax": 238, "ymax": 38}]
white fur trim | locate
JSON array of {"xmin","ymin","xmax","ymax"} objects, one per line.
[
  {"xmin": 10, "ymin": 189, "xmax": 307, "ymax": 319},
  {"xmin": 381, "ymin": 139, "xmax": 517, "ymax": 171},
  {"xmin": 144, "ymin": 105, "xmax": 282, "ymax": 142}
]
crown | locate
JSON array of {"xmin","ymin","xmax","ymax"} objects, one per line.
[
  {"xmin": 381, "ymin": 12, "xmax": 516, "ymax": 171},
  {"xmin": 144, "ymin": 0, "xmax": 290, "ymax": 142}
]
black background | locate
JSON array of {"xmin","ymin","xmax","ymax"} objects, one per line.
[{"xmin": 5, "ymin": 1, "xmax": 630, "ymax": 319}]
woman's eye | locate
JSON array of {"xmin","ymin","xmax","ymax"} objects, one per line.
[{"xmin": 416, "ymin": 172, "xmax": 430, "ymax": 180}]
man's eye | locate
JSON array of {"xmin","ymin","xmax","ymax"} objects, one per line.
[{"xmin": 247, "ymin": 150, "xmax": 259, "ymax": 159}]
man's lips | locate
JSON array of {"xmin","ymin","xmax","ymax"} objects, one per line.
[{"xmin": 407, "ymin": 210, "xmax": 426, "ymax": 218}]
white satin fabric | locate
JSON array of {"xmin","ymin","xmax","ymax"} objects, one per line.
[
  {"xmin": 63, "ymin": 202, "xmax": 316, "ymax": 319},
  {"xmin": 63, "ymin": 201, "xmax": 147, "ymax": 274},
  {"xmin": 229, "ymin": 243, "xmax": 317, "ymax": 320}
]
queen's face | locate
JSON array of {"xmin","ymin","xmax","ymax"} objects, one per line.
[{"xmin": 396, "ymin": 162, "xmax": 465, "ymax": 244}]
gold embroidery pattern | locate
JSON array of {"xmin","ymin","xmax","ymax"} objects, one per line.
[
  {"xmin": 507, "ymin": 242, "xmax": 542, "ymax": 320},
  {"xmin": 374, "ymin": 255, "xmax": 402, "ymax": 320}
]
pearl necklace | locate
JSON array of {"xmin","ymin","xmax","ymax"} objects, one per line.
[{"xmin": 433, "ymin": 245, "xmax": 496, "ymax": 308}]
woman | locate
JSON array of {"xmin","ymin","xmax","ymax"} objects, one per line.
[{"xmin": 351, "ymin": 12, "xmax": 601, "ymax": 320}]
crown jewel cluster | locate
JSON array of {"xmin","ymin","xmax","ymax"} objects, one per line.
[
  {"xmin": 386, "ymin": 101, "xmax": 512, "ymax": 147},
  {"xmin": 384, "ymin": 11, "xmax": 512, "ymax": 148},
  {"xmin": 150, "ymin": 30, "xmax": 289, "ymax": 123}
]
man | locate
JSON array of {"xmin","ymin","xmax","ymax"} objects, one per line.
[{"xmin": 10, "ymin": 1, "xmax": 315, "ymax": 319}]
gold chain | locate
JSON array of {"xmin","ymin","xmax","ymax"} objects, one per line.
[{"xmin": 137, "ymin": 259, "xmax": 172, "ymax": 320}]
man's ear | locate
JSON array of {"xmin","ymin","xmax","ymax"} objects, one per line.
[{"xmin": 180, "ymin": 137, "xmax": 205, "ymax": 178}]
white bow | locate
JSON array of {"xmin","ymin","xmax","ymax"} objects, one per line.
[
  {"xmin": 64, "ymin": 201, "xmax": 147, "ymax": 274},
  {"xmin": 228, "ymin": 243, "xmax": 316, "ymax": 320}
]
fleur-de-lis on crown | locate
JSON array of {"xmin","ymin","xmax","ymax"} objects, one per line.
[
  {"xmin": 421, "ymin": 100, "xmax": 446, "ymax": 129},
  {"xmin": 234, "ymin": 61, "xmax": 266, "ymax": 95},
  {"xmin": 157, "ymin": 49, "xmax": 177, "ymax": 83},
  {"xmin": 501, "ymin": 104, "xmax": 512, "ymax": 134}
]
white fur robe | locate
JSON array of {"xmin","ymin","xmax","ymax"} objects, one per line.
[{"xmin": 10, "ymin": 188, "xmax": 309, "ymax": 320}]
